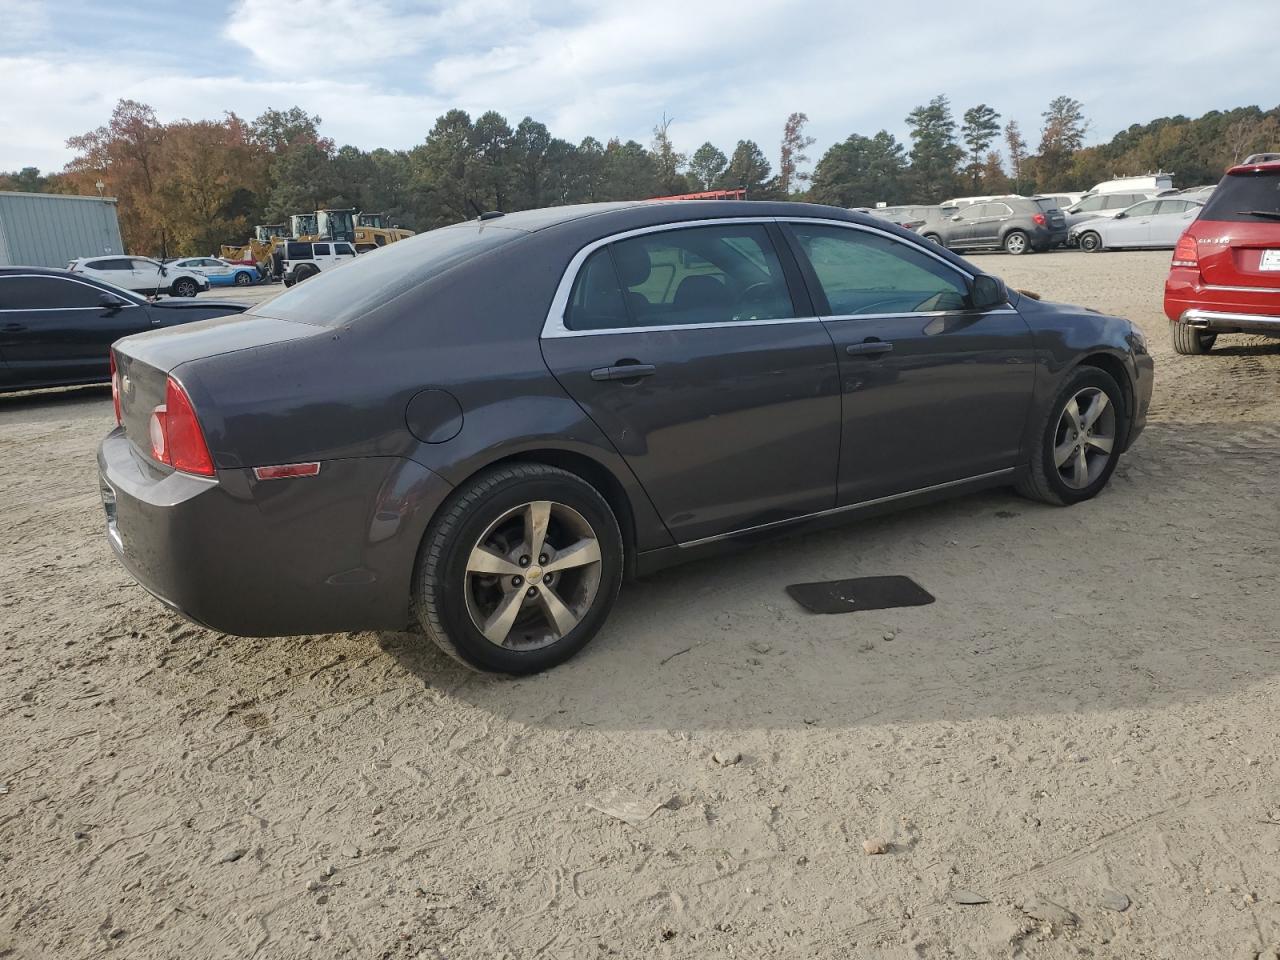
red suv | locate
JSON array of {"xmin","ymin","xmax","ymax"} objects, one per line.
[{"xmin": 1164, "ymin": 155, "xmax": 1280, "ymax": 354}]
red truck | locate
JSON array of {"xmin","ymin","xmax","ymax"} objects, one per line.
[{"xmin": 1164, "ymin": 154, "xmax": 1280, "ymax": 354}]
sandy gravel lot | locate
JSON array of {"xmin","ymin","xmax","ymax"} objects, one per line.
[{"xmin": 2, "ymin": 250, "xmax": 1278, "ymax": 959}]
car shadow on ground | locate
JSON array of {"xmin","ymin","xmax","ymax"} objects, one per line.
[{"xmin": 378, "ymin": 421, "xmax": 1280, "ymax": 734}]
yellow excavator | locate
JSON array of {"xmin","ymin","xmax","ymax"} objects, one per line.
[
  {"xmin": 219, "ymin": 223, "xmax": 289, "ymax": 269},
  {"xmin": 354, "ymin": 212, "xmax": 414, "ymax": 252}
]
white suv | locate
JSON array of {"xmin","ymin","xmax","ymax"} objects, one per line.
[
  {"xmin": 68, "ymin": 256, "xmax": 210, "ymax": 297},
  {"xmin": 281, "ymin": 240, "xmax": 358, "ymax": 286}
]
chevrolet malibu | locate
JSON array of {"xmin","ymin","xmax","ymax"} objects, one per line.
[{"xmin": 99, "ymin": 201, "xmax": 1154, "ymax": 673}]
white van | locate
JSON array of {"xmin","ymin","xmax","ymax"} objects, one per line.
[
  {"xmin": 1087, "ymin": 173, "xmax": 1174, "ymax": 195},
  {"xmin": 940, "ymin": 193, "xmax": 1025, "ymax": 209}
]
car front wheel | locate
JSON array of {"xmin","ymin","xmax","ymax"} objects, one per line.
[
  {"xmin": 1016, "ymin": 366, "xmax": 1125, "ymax": 506},
  {"xmin": 171, "ymin": 277, "xmax": 198, "ymax": 297},
  {"xmin": 413, "ymin": 463, "xmax": 623, "ymax": 674},
  {"xmin": 1079, "ymin": 231, "xmax": 1102, "ymax": 253}
]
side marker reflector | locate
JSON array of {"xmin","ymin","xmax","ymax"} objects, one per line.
[{"xmin": 253, "ymin": 462, "xmax": 321, "ymax": 480}]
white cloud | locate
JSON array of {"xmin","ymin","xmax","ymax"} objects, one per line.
[{"xmin": 5, "ymin": 0, "xmax": 1280, "ymax": 177}]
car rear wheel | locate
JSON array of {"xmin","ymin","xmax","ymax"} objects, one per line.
[
  {"xmin": 1003, "ymin": 230, "xmax": 1030, "ymax": 255},
  {"xmin": 413, "ymin": 463, "xmax": 623, "ymax": 674},
  {"xmin": 1079, "ymin": 231, "xmax": 1102, "ymax": 253},
  {"xmin": 293, "ymin": 265, "xmax": 319, "ymax": 283},
  {"xmin": 1170, "ymin": 322, "xmax": 1216, "ymax": 355},
  {"xmin": 233, "ymin": 271, "xmax": 252, "ymax": 285},
  {"xmin": 1016, "ymin": 366, "xmax": 1125, "ymax": 506},
  {"xmin": 171, "ymin": 277, "xmax": 198, "ymax": 297},
  {"xmin": 922, "ymin": 233, "xmax": 943, "ymax": 246}
]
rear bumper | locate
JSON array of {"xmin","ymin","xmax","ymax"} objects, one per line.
[
  {"xmin": 97, "ymin": 427, "xmax": 454, "ymax": 636},
  {"xmin": 1164, "ymin": 267, "xmax": 1280, "ymax": 327},
  {"xmin": 1178, "ymin": 308, "xmax": 1280, "ymax": 336}
]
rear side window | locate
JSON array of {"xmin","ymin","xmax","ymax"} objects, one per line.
[
  {"xmin": 565, "ymin": 249, "xmax": 629, "ymax": 331},
  {"xmin": 1200, "ymin": 171, "xmax": 1280, "ymax": 222},
  {"xmin": 602, "ymin": 224, "xmax": 795, "ymax": 328},
  {"xmin": 0, "ymin": 276, "xmax": 106, "ymax": 310},
  {"xmin": 789, "ymin": 224, "xmax": 969, "ymax": 316},
  {"xmin": 89, "ymin": 258, "xmax": 132, "ymax": 271},
  {"xmin": 286, "ymin": 242, "xmax": 311, "ymax": 260},
  {"xmin": 254, "ymin": 224, "xmax": 522, "ymax": 327}
]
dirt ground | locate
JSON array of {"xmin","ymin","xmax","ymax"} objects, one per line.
[{"xmin": 2, "ymin": 250, "xmax": 1278, "ymax": 960}]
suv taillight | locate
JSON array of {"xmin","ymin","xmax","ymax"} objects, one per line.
[
  {"xmin": 149, "ymin": 376, "xmax": 215, "ymax": 476},
  {"xmin": 1032, "ymin": 213, "xmax": 1047, "ymax": 226},
  {"xmin": 1172, "ymin": 233, "xmax": 1198, "ymax": 268},
  {"xmin": 109, "ymin": 351, "xmax": 122, "ymax": 426}
]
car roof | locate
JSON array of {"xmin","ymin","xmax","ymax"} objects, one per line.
[
  {"xmin": 1226, "ymin": 158, "xmax": 1280, "ymax": 175},
  {"xmin": 0, "ymin": 265, "xmax": 84, "ymax": 276}
]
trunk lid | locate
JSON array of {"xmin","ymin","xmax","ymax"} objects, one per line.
[{"xmin": 112, "ymin": 313, "xmax": 317, "ymax": 454}]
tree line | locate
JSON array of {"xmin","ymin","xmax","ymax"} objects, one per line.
[{"xmin": 3, "ymin": 97, "xmax": 1277, "ymax": 258}]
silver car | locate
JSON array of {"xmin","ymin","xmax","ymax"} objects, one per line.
[{"xmin": 1070, "ymin": 198, "xmax": 1204, "ymax": 252}]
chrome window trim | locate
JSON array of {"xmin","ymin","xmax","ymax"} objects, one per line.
[
  {"xmin": 0, "ymin": 273, "xmax": 145, "ymax": 312},
  {"xmin": 540, "ymin": 215, "xmax": 985, "ymax": 339},
  {"xmin": 677, "ymin": 467, "xmax": 1017, "ymax": 548}
]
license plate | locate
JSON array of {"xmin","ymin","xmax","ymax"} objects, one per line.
[{"xmin": 1261, "ymin": 249, "xmax": 1280, "ymax": 271}]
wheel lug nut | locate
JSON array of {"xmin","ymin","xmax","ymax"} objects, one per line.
[
  {"xmin": 519, "ymin": 556, "xmax": 530, "ymax": 567},
  {"xmin": 511, "ymin": 576, "xmax": 523, "ymax": 587},
  {"xmin": 527, "ymin": 587, "xmax": 537, "ymax": 597},
  {"xmin": 538, "ymin": 554, "xmax": 548, "ymax": 564}
]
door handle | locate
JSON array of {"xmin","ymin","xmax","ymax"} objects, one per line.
[
  {"xmin": 590, "ymin": 362, "xmax": 656, "ymax": 382},
  {"xmin": 846, "ymin": 341, "xmax": 893, "ymax": 357}
]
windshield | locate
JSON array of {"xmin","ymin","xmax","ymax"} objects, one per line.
[
  {"xmin": 253, "ymin": 222, "xmax": 524, "ymax": 327},
  {"xmin": 1200, "ymin": 170, "xmax": 1280, "ymax": 222}
]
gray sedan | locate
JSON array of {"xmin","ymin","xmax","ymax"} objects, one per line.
[
  {"xmin": 1071, "ymin": 198, "xmax": 1204, "ymax": 252},
  {"xmin": 98, "ymin": 201, "xmax": 1153, "ymax": 673}
]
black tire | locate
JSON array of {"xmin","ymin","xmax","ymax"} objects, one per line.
[
  {"xmin": 282, "ymin": 274, "xmax": 296, "ymax": 288},
  {"xmin": 922, "ymin": 233, "xmax": 943, "ymax": 246},
  {"xmin": 1003, "ymin": 230, "xmax": 1030, "ymax": 255},
  {"xmin": 233, "ymin": 271, "xmax": 253, "ymax": 286},
  {"xmin": 1170, "ymin": 322, "xmax": 1216, "ymax": 355},
  {"xmin": 171, "ymin": 277, "xmax": 198, "ymax": 297},
  {"xmin": 293, "ymin": 265, "xmax": 319, "ymax": 283},
  {"xmin": 1079, "ymin": 231, "xmax": 1102, "ymax": 253},
  {"xmin": 413, "ymin": 463, "xmax": 624, "ymax": 674},
  {"xmin": 1016, "ymin": 366, "xmax": 1126, "ymax": 506}
]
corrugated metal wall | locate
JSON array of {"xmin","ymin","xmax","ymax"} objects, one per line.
[{"xmin": 0, "ymin": 191, "xmax": 125, "ymax": 268}]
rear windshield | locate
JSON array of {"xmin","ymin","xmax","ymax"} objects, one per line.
[
  {"xmin": 254, "ymin": 223, "xmax": 523, "ymax": 327},
  {"xmin": 1200, "ymin": 170, "xmax": 1280, "ymax": 223},
  {"xmin": 1034, "ymin": 198, "xmax": 1060, "ymax": 212}
]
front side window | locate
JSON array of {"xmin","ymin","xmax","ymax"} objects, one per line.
[
  {"xmin": 572, "ymin": 224, "xmax": 795, "ymax": 330},
  {"xmin": 789, "ymin": 224, "xmax": 970, "ymax": 316},
  {"xmin": 335, "ymin": 243, "xmax": 354, "ymax": 255},
  {"xmin": 959, "ymin": 204, "xmax": 988, "ymax": 221},
  {"xmin": 0, "ymin": 276, "xmax": 107, "ymax": 310},
  {"xmin": 1155, "ymin": 200, "xmax": 1188, "ymax": 215},
  {"xmin": 1075, "ymin": 196, "xmax": 1106, "ymax": 213},
  {"xmin": 1125, "ymin": 201, "xmax": 1158, "ymax": 217}
]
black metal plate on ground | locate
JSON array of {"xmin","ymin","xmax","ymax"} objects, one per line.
[{"xmin": 785, "ymin": 576, "xmax": 936, "ymax": 615}]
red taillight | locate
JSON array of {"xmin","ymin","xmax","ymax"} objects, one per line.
[
  {"xmin": 1172, "ymin": 233, "xmax": 1199, "ymax": 268},
  {"xmin": 109, "ymin": 351, "xmax": 122, "ymax": 426},
  {"xmin": 1032, "ymin": 213, "xmax": 1046, "ymax": 226},
  {"xmin": 149, "ymin": 377, "xmax": 215, "ymax": 476}
]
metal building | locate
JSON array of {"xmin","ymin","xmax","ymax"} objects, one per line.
[{"xmin": 0, "ymin": 191, "xmax": 124, "ymax": 268}]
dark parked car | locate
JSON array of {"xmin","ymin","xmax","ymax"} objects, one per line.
[
  {"xmin": 99, "ymin": 201, "xmax": 1153, "ymax": 673},
  {"xmin": 865, "ymin": 205, "xmax": 939, "ymax": 230},
  {"xmin": 0, "ymin": 267, "xmax": 247, "ymax": 393},
  {"xmin": 920, "ymin": 197, "xmax": 1066, "ymax": 254}
]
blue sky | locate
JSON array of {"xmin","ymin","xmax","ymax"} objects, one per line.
[{"xmin": 3, "ymin": 0, "xmax": 1279, "ymax": 175}]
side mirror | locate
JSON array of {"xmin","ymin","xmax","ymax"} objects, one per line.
[
  {"xmin": 1113, "ymin": 212, "xmax": 1126, "ymax": 220},
  {"xmin": 99, "ymin": 292, "xmax": 127, "ymax": 312},
  {"xmin": 970, "ymin": 275, "xmax": 1009, "ymax": 310},
  {"xmin": 950, "ymin": 214, "xmax": 962, "ymax": 221}
]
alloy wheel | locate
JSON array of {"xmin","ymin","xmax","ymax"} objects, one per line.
[
  {"xmin": 1005, "ymin": 232, "xmax": 1027, "ymax": 254},
  {"xmin": 1053, "ymin": 386, "xmax": 1116, "ymax": 489},
  {"xmin": 463, "ymin": 500, "xmax": 603, "ymax": 650}
]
